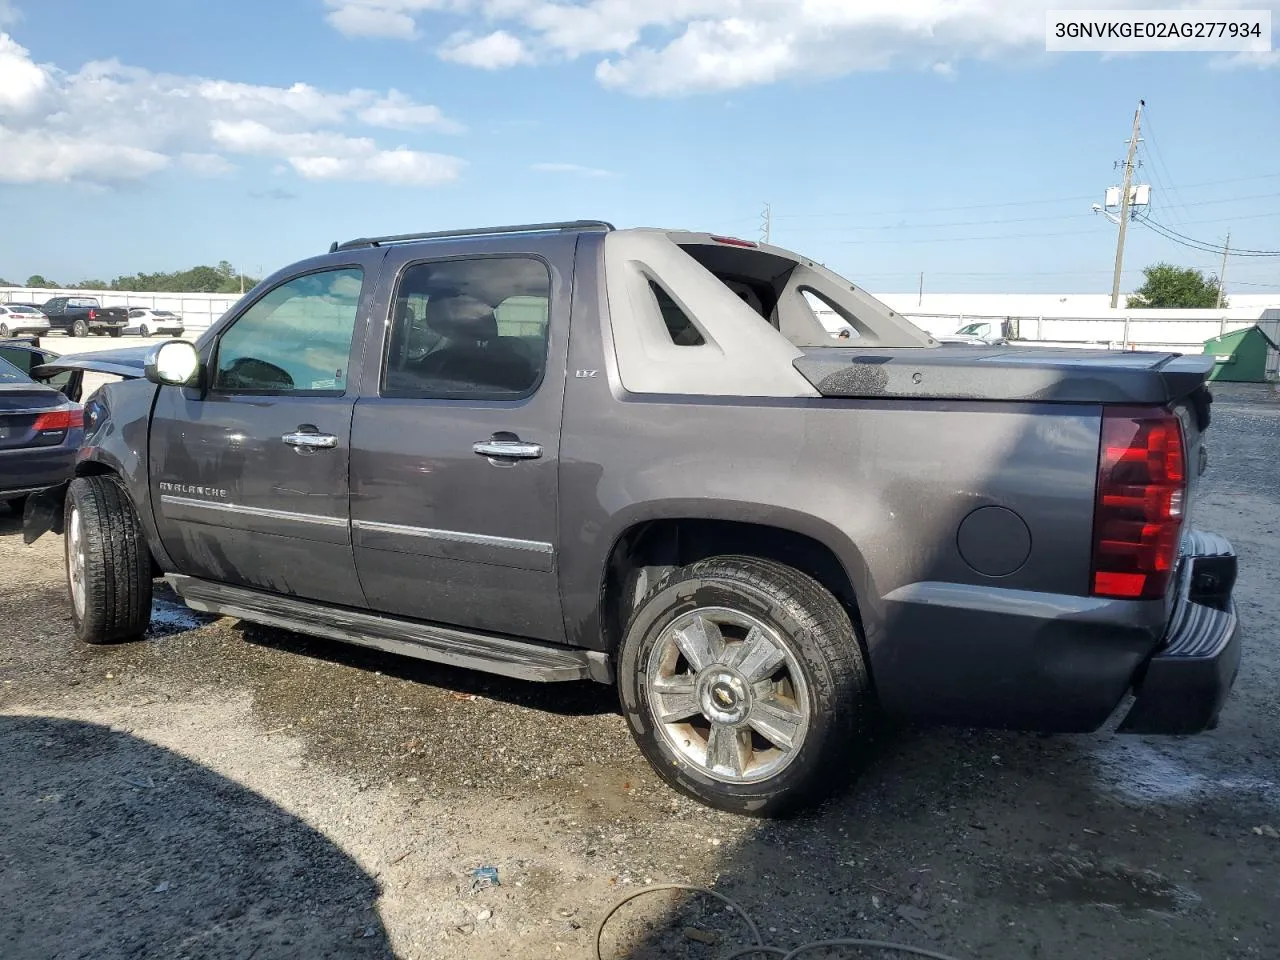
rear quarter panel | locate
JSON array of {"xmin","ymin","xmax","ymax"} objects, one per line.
[{"xmin": 558, "ymin": 233, "xmax": 1168, "ymax": 729}]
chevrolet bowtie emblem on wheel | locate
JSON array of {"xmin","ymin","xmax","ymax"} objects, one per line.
[{"xmin": 712, "ymin": 683, "xmax": 735, "ymax": 707}]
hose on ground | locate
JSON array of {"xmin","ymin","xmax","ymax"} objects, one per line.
[{"xmin": 596, "ymin": 882, "xmax": 966, "ymax": 960}]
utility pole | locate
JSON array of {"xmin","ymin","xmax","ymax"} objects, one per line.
[
  {"xmin": 918, "ymin": 271, "xmax": 924, "ymax": 307},
  {"xmin": 1216, "ymin": 231, "xmax": 1230, "ymax": 309},
  {"xmin": 1110, "ymin": 99, "xmax": 1144, "ymax": 308},
  {"xmin": 760, "ymin": 202, "xmax": 772, "ymax": 244}
]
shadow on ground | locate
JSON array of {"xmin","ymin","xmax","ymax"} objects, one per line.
[
  {"xmin": 236, "ymin": 622, "xmax": 620, "ymax": 719},
  {"xmin": 0, "ymin": 715, "xmax": 393, "ymax": 960}
]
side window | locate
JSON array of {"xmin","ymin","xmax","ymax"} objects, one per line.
[
  {"xmin": 383, "ymin": 257, "xmax": 550, "ymax": 400},
  {"xmin": 129, "ymin": 309, "xmax": 143, "ymax": 319},
  {"xmin": 648, "ymin": 279, "xmax": 705, "ymax": 346},
  {"xmin": 213, "ymin": 267, "xmax": 364, "ymax": 395}
]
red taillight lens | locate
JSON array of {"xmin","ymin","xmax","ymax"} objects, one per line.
[
  {"xmin": 32, "ymin": 407, "xmax": 85, "ymax": 432},
  {"xmin": 87, "ymin": 309, "xmax": 96, "ymax": 320},
  {"xmin": 1090, "ymin": 406, "xmax": 1187, "ymax": 600},
  {"xmin": 710, "ymin": 235, "xmax": 758, "ymax": 248}
]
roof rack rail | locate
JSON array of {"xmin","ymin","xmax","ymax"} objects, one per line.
[{"xmin": 331, "ymin": 220, "xmax": 615, "ymax": 253}]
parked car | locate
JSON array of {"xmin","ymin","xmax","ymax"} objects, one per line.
[
  {"xmin": 124, "ymin": 308, "xmax": 185, "ymax": 338},
  {"xmin": 39, "ymin": 296, "xmax": 128, "ymax": 337},
  {"xmin": 26, "ymin": 221, "xmax": 1241, "ymax": 816},
  {"xmin": 0, "ymin": 304, "xmax": 51, "ymax": 338},
  {"xmin": 935, "ymin": 319, "xmax": 1015, "ymax": 346},
  {"xmin": 0, "ymin": 343, "xmax": 84, "ymax": 511}
]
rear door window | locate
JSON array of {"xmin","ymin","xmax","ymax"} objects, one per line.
[{"xmin": 382, "ymin": 257, "xmax": 551, "ymax": 401}]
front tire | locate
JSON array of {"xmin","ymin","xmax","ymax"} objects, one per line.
[
  {"xmin": 618, "ymin": 556, "xmax": 871, "ymax": 817},
  {"xmin": 65, "ymin": 476, "xmax": 153, "ymax": 644},
  {"xmin": 0, "ymin": 322, "xmax": 10, "ymax": 338}
]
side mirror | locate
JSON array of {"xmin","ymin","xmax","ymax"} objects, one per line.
[{"xmin": 145, "ymin": 340, "xmax": 201, "ymax": 386}]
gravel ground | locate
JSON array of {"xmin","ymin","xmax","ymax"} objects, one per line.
[{"xmin": 2, "ymin": 383, "xmax": 1278, "ymax": 960}]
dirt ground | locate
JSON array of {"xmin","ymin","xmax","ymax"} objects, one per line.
[{"xmin": 2, "ymin": 383, "xmax": 1278, "ymax": 960}]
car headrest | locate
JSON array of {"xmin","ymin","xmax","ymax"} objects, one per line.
[{"xmin": 428, "ymin": 294, "xmax": 498, "ymax": 341}]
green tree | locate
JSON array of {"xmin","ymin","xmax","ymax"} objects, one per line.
[
  {"xmin": 68, "ymin": 279, "xmax": 109, "ymax": 290},
  {"xmin": 1127, "ymin": 263, "xmax": 1226, "ymax": 309},
  {"xmin": 26, "ymin": 274, "xmax": 58, "ymax": 288}
]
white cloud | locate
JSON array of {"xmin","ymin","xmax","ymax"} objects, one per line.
[
  {"xmin": 0, "ymin": 31, "xmax": 46, "ymax": 113},
  {"xmin": 323, "ymin": 0, "xmax": 471, "ymax": 39},
  {"xmin": 358, "ymin": 89, "xmax": 465, "ymax": 131},
  {"xmin": 212, "ymin": 119, "xmax": 464, "ymax": 185},
  {"xmin": 323, "ymin": 0, "xmax": 1280, "ymax": 94},
  {"xmin": 531, "ymin": 161, "xmax": 614, "ymax": 177},
  {"xmin": 327, "ymin": 3, "xmax": 419, "ymax": 38},
  {"xmin": 0, "ymin": 31, "xmax": 464, "ymax": 186},
  {"xmin": 291, "ymin": 149, "xmax": 464, "ymax": 185},
  {"xmin": 1212, "ymin": 49, "xmax": 1280, "ymax": 69},
  {"xmin": 439, "ymin": 30, "xmax": 532, "ymax": 68},
  {"xmin": 0, "ymin": 128, "xmax": 169, "ymax": 184}
]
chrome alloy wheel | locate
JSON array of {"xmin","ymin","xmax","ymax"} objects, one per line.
[
  {"xmin": 644, "ymin": 606, "xmax": 811, "ymax": 784},
  {"xmin": 66, "ymin": 504, "xmax": 87, "ymax": 619}
]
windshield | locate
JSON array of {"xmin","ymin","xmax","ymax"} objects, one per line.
[{"xmin": 956, "ymin": 323, "xmax": 990, "ymax": 336}]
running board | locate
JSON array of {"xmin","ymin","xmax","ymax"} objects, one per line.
[{"xmin": 166, "ymin": 575, "xmax": 610, "ymax": 683}]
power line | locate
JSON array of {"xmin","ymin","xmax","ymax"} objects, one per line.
[
  {"xmin": 1142, "ymin": 216, "xmax": 1280, "ymax": 254},
  {"xmin": 771, "ymin": 173, "xmax": 1280, "ymax": 222},
  {"xmin": 1136, "ymin": 215, "xmax": 1280, "ymax": 257},
  {"xmin": 1138, "ymin": 107, "xmax": 1195, "ymax": 228}
]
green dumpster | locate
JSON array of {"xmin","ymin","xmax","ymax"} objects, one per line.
[{"xmin": 1202, "ymin": 325, "xmax": 1279, "ymax": 383}]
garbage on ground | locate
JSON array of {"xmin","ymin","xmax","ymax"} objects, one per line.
[{"xmin": 471, "ymin": 866, "xmax": 500, "ymax": 892}]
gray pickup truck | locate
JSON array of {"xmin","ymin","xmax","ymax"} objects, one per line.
[{"xmin": 26, "ymin": 220, "xmax": 1242, "ymax": 815}]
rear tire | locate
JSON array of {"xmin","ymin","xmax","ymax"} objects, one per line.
[
  {"xmin": 618, "ymin": 555, "xmax": 871, "ymax": 817},
  {"xmin": 109, "ymin": 328, "xmax": 122, "ymax": 338},
  {"xmin": 139, "ymin": 324, "xmax": 151, "ymax": 338},
  {"xmin": 0, "ymin": 323, "xmax": 10, "ymax": 338},
  {"xmin": 64, "ymin": 476, "xmax": 153, "ymax": 644},
  {"xmin": 71, "ymin": 319, "xmax": 87, "ymax": 337}
]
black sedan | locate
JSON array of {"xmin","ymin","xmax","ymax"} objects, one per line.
[{"xmin": 0, "ymin": 346, "xmax": 84, "ymax": 511}]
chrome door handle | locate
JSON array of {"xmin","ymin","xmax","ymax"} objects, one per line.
[
  {"xmin": 282, "ymin": 432, "xmax": 338, "ymax": 449},
  {"xmin": 473, "ymin": 440, "xmax": 542, "ymax": 460}
]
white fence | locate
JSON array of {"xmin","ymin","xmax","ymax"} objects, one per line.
[
  {"xmin": 4, "ymin": 285, "xmax": 1278, "ymax": 377},
  {"xmin": 1, "ymin": 287, "xmax": 243, "ymax": 335},
  {"xmin": 897, "ymin": 310, "xmax": 1272, "ymax": 351}
]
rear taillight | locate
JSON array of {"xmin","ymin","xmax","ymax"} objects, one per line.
[
  {"xmin": 87, "ymin": 309, "xmax": 96, "ymax": 320},
  {"xmin": 710, "ymin": 235, "xmax": 759, "ymax": 248},
  {"xmin": 1090, "ymin": 406, "xmax": 1187, "ymax": 600},
  {"xmin": 32, "ymin": 407, "xmax": 84, "ymax": 432}
]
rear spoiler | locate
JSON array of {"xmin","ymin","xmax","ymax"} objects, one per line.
[{"xmin": 31, "ymin": 346, "xmax": 151, "ymax": 381}]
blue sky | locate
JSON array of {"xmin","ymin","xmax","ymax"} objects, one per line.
[{"xmin": 1, "ymin": 0, "xmax": 1277, "ymax": 293}]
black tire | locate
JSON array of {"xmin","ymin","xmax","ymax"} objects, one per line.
[
  {"xmin": 109, "ymin": 328, "xmax": 122, "ymax": 338},
  {"xmin": 71, "ymin": 319, "xmax": 87, "ymax": 337},
  {"xmin": 139, "ymin": 324, "xmax": 150, "ymax": 338},
  {"xmin": 0, "ymin": 323, "xmax": 10, "ymax": 338},
  {"xmin": 618, "ymin": 555, "xmax": 871, "ymax": 817},
  {"xmin": 64, "ymin": 476, "xmax": 153, "ymax": 644}
]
